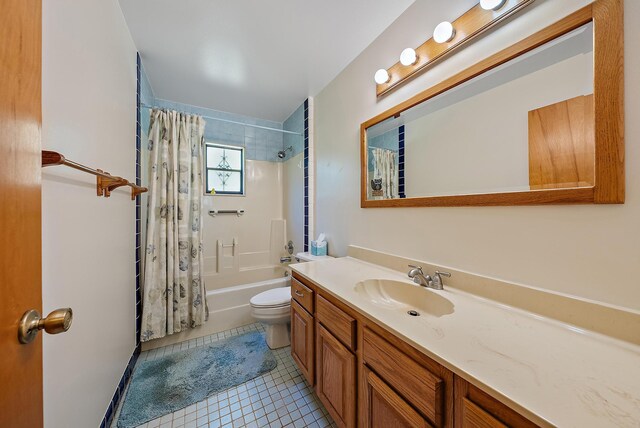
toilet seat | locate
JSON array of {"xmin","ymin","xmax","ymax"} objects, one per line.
[{"xmin": 250, "ymin": 287, "xmax": 291, "ymax": 308}]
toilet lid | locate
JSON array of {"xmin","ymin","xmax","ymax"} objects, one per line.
[{"xmin": 250, "ymin": 287, "xmax": 291, "ymax": 307}]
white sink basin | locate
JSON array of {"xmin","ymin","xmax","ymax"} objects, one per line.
[{"xmin": 354, "ymin": 279, "xmax": 454, "ymax": 317}]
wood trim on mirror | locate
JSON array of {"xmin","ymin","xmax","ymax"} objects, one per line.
[{"xmin": 361, "ymin": 0, "xmax": 623, "ymax": 208}]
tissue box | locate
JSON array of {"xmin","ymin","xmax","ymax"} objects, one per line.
[{"xmin": 311, "ymin": 240, "xmax": 327, "ymax": 256}]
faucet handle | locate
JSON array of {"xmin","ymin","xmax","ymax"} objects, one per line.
[
  {"xmin": 432, "ymin": 271, "xmax": 451, "ymax": 289},
  {"xmin": 408, "ymin": 264, "xmax": 423, "ymax": 274}
]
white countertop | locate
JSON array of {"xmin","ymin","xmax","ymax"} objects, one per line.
[{"xmin": 291, "ymin": 257, "xmax": 640, "ymax": 428}]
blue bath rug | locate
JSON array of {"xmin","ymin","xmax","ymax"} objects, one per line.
[{"xmin": 117, "ymin": 331, "xmax": 277, "ymax": 428}]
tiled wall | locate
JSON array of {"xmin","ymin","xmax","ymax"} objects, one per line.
[
  {"xmin": 368, "ymin": 127, "xmax": 400, "ymax": 151},
  {"xmin": 135, "ymin": 55, "xmax": 143, "ymax": 348},
  {"xmin": 282, "ymin": 102, "xmax": 307, "ymax": 255},
  {"xmin": 142, "ymin": 98, "xmax": 290, "ymax": 163},
  {"xmin": 303, "ymin": 99, "xmax": 310, "ymax": 252},
  {"xmin": 398, "ymin": 125, "xmax": 405, "ymax": 199},
  {"xmin": 283, "ymin": 103, "xmax": 305, "ymax": 158}
]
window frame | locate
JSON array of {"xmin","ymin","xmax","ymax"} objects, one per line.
[{"xmin": 204, "ymin": 142, "xmax": 246, "ymax": 196}]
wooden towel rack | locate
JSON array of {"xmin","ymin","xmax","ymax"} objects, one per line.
[{"xmin": 42, "ymin": 150, "xmax": 147, "ymax": 200}]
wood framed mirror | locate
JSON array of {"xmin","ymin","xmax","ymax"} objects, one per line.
[{"xmin": 361, "ymin": 0, "xmax": 623, "ymax": 208}]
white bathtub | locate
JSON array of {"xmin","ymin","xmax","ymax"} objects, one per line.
[
  {"xmin": 141, "ymin": 274, "xmax": 291, "ymax": 351},
  {"xmin": 207, "ymin": 275, "xmax": 291, "ymax": 332}
]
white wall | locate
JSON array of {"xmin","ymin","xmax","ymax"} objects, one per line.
[
  {"xmin": 42, "ymin": 1, "xmax": 137, "ymax": 427},
  {"xmin": 405, "ymin": 49, "xmax": 593, "ymax": 196},
  {"xmin": 202, "ymin": 160, "xmax": 286, "ymax": 289},
  {"xmin": 314, "ymin": 0, "xmax": 640, "ymax": 311}
]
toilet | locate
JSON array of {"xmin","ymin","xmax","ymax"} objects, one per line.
[
  {"xmin": 250, "ymin": 287, "xmax": 292, "ymax": 349},
  {"xmin": 250, "ymin": 252, "xmax": 332, "ymax": 349}
]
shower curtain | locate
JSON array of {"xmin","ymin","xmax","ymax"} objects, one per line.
[
  {"xmin": 371, "ymin": 148, "xmax": 398, "ymax": 199},
  {"xmin": 141, "ymin": 109, "xmax": 208, "ymax": 342}
]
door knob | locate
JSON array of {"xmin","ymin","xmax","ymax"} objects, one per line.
[{"xmin": 18, "ymin": 308, "xmax": 73, "ymax": 344}]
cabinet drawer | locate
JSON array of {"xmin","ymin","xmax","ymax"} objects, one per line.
[
  {"xmin": 362, "ymin": 366, "xmax": 433, "ymax": 428},
  {"xmin": 454, "ymin": 376, "xmax": 539, "ymax": 428},
  {"xmin": 363, "ymin": 327, "xmax": 444, "ymax": 427},
  {"xmin": 291, "ymin": 278, "xmax": 314, "ymax": 313},
  {"xmin": 316, "ymin": 294, "xmax": 356, "ymax": 351}
]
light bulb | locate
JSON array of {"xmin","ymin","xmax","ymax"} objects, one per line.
[
  {"xmin": 400, "ymin": 48, "xmax": 418, "ymax": 66},
  {"xmin": 480, "ymin": 0, "xmax": 507, "ymax": 10},
  {"xmin": 374, "ymin": 69, "xmax": 390, "ymax": 85},
  {"xmin": 433, "ymin": 21, "xmax": 455, "ymax": 44}
]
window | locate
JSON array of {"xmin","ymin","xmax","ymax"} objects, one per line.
[{"xmin": 205, "ymin": 143, "xmax": 245, "ymax": 195}]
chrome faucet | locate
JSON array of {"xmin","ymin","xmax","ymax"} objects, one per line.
[
  {"xmin": 280, "ymin": 256, "xmax": 292, "ymax": 263},
  {"xmin": 408, "ymin": 265, "xmax": 432, "ymax": 287},
  {"xmin": 431, "ymin": 270, "xmax": 451, "ymax": 290},
  {"xmin": 407, "ymin": 265, "xmax": 450, "ymax": 290}
]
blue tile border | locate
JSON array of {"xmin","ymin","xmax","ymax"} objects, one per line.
[
  {"xmin": 99, "ymin": 351, "xmax": 140, "ymax": 428},
  {"xmin": 398, "ymin": 125, "xmax": 406, "ymax": 199},
  {"xmin": 100, "ymin": 52, "xmax": 143, "ymax": 428},
  {"xmin": 135, "ymin": 54, "xmax": 143, "ymax": 346},
  {"xmin": 303, "ymin": 99, "xmax": 309, "ymax": 252}
]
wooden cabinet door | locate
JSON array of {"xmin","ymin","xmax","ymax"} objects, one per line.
[
  {"xmin": 316, "ymin": 324, "xmax": 356, "ymax": 428},
  {"xmin": 362, "ymin": 327, "xmax": 446, "ymax": 426},
  {"xmin": 291, "ymin": 300, "xmax": 314, "ymax": 385},
  {"xmin": 362, "ymin": 367, "xmax": 432, "ymax": 428},
  {"xmin": 454, "ymin": 376, "xmax": 539, "ymax": 428},
  {"xmin": 0, "ymin": 1, "xmax": 44, "ymax": 427},
  {"xmin": 460, "ymin": 398, "xmax": 507, "ymax": 428}
]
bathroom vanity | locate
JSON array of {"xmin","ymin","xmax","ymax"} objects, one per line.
[{"xmin": 289, "ymin": 257, "xmax": 640, "ymax": 428}]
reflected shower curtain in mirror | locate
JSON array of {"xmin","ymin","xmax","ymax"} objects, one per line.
[
  {"xmin": 141, "ymin": 109, "xmax": 208, "ymax": 342},
  {"xmin": 370, "ymin": 148, "xmax": 398, "ymax": 199}
]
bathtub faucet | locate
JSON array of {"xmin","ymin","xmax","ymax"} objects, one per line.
[{"xmin": 280, "ymin": 256, "xmax": 292, "ymax": 263}]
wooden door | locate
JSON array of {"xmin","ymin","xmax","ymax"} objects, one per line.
[
  {"xmin": 315, "ymin": 324, "xmax": 356, "ymax": 428},
  {"xmin": 291, "ymin": 300, "xmax": 314, "ymax": 385},
  {"xmin": 362, "ymin": 367, "xmax": 432, "ymax": 428},
  {"xmin": 528, "ymin": 94, "xmax": 595, "ymax": 190},
  {"xmin": 0, "ymin": 1, "xmax": 43, "ymax": 427}
]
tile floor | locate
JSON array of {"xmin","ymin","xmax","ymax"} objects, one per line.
[{"xmin": 112, "ymin": 323, "xmax": 337, "ymax": 428}]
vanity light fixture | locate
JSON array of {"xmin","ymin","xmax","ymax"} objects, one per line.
[
  {"xmin": 374, "ymin": 68, "xmax": 390, "ymax": 85},
  {"xmin": 400, "ymin": 48, "xmax": 418, "ymax": 66},
  {"xmin": 433, "ymin": 21, "xmax": 455, "ymax": 44},
  {"xmin": 480, "ymin": 0, "xmax": 508, "ymax": 11},
  {"xmin": 374, "ymin": 0, "xmax": 535, "ymax": 97}
]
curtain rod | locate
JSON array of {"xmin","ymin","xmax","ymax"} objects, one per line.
[{"xmin": 139, "ymin": 103, "xmax": 302, "ymax": 136}]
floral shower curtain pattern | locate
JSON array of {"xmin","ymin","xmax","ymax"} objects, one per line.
[
  {"xmin": 141, "ymin": 109, "xmax": 208, "ymax": 342},
  {"xmin": 371, "ymin": 147, "xmax": 398, "ymax": 199}
]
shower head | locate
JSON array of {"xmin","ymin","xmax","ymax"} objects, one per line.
[{"xmin": 277, "ymin": 146, "xmax": 293, "ymax": 159}]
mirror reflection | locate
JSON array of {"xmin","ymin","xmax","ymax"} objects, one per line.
[{"xmin": 366, "ymin": 23, "xmax": 594, "ymax": 200}]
